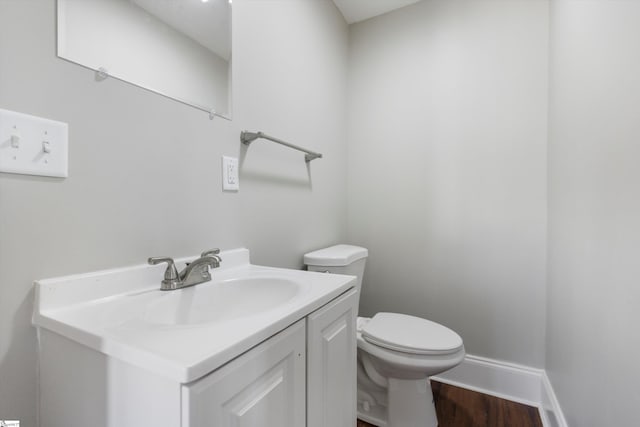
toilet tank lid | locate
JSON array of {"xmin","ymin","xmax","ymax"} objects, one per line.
[{"xmin": 304, "ymin": 244, "xmax": 368, "ymax": 267}]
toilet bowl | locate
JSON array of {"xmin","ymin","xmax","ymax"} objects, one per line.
[
  {"xmin": 356, "ymin": 314, "xmax": 464, "ymax": 426},
  {"xmin": 304, "ymin": 245, "xmax": 465, "ymax": 427}
]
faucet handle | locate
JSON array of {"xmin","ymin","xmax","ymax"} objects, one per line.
[
  {"xmin": 148, "ymin": 257, "xmax": 179, "ymax": 281},
  {"xmin": 200, "ymin": 249, "xmax": 221, "ymax": 269},
  {"xmin": 201, "ymin": 248, "xmax": 220, "ymax": 258}
]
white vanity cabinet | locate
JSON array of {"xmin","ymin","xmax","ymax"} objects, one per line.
[
  {"xmin": 183, "ymin": 288, "xmax": 358, "ymax": 427},
  {"xmin": 307, "ymin": 288, "xmax": 358, "ymax": 427},
  {"xmin": 183, "ymin": 319, "xmax": 307, "ymax": 427},
  {"xmin": 34, "ymin": 249, "xmax": 359, "ymax": 427},
  {"xmin": 37, "ymin": 290, "xmax": 358, "ymax": 427}
]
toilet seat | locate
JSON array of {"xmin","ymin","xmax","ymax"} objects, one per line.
[{"xmin": 361, "ymin": 313, "xmax": 463, "ymax": 356}]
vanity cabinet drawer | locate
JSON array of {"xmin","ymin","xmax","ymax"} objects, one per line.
[{"xmin": 182, "ymin": 319, "xmax": 306, "ymax": 427}]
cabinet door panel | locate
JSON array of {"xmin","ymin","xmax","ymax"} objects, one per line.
[
  {"xmin": 183, "ymin": 320, "xmax": 306, "ymax": 427},
  {"xmin": 307, "ymin": 289, "xmax": 358, "ymax": 427}
]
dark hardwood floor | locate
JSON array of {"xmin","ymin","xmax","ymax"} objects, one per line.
[{"xmin": 357, "ymin": 380, "xmax": 543, "ymax": 427}]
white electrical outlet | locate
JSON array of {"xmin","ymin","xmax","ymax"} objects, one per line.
[
  {"xmin": 0, "ymin": 108, "xmax": 69, "ymax": 178},
  {"xmin": 222, "ymin": 156, "xmax": 239, "ymax": 191}
]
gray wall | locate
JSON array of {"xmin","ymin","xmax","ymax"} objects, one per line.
[
  {"xmin": 547, "ymin": 0, "xmax": 640, "ymax": 425},
  {"xmin": 347, "ymin": 0, "xmax": 549, "ymax": 368},
  {"xmin": 5, "ymin": 1, "xmax": 640, "ymax": 426},
  {"xmin": 0, "ymin": 1, "xmax": 348, "ymax": 425}
]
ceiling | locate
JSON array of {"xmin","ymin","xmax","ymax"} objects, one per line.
[
  {"xmin": 332, "ymin": 0, "xmax": 423, "ymax": 24},
  {"xmin": 129, "ymin": 0, "xmax": 419, "ymax": 59}
]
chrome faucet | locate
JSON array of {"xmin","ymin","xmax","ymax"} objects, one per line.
[{"xmin": 148, "ymin": 249, "xmax": 222, "ymax": 291}]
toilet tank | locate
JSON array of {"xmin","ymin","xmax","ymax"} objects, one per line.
[{"xmin": 304, "ymin": 245, "xmax": 368, "ymax": 294}]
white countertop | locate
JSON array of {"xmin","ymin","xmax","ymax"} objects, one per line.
[{"xmin": 33, "ymin": 248, "xmax": 356, "ymax": 383}]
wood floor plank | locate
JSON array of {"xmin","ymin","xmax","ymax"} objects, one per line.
[{"xmin": 356, "ymin": 380, "xmax": 542, "ymax": 427}]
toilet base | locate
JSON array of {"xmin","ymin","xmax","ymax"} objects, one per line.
[
  {"xmin": 357, "ymin": 376, "xmax": 438, "ymax": 427},
  {"xmin": 357, "ymin": 398, "xmax": 388, "ymax": 426},
  {"xmin": 388, "ymin": 377, "xmax": 437, "ymax": 427}
]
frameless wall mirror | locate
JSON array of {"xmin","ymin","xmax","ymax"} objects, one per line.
[{"xmin": 57, "ymin": 0, "xmax": 232, "ymax": 119}]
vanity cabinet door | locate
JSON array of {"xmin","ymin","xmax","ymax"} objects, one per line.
[
  {"xmin": 307, "ymin": 288, "xmax": 358, "ymax": 427},
  {"xmin": 182, "ymin": 320, "xmax": 306, "ymax": 427}
]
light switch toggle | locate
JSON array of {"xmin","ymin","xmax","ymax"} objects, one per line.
[
  {"xmin": 10, "ymin": 131, "xmax": 20, "ymax": 148},
  {"xmin": 42, "ymin": 140, "xmax": 51, "ymax": 153}
]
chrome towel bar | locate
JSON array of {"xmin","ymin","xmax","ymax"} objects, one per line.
[{"xmin": 240, "ymin": 131, "xmax": 323, "ymax": 163}]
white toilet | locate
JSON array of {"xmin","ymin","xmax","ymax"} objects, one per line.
[{"xmin": 304, "ymin": 244, "xmax": 465, "ymax": 427}]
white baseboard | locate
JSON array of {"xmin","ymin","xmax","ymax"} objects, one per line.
[
  {"xmin": 431, "ymin": 354, "xmax": 568, "ymax": 427},
  {"xmin": 539, "ymin": 371, "xmax": 569, "ymax": 427}
]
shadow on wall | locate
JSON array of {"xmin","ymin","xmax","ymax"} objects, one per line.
[
  {"xmin": 238, "ymin": 140, "xmax": 314, "ymax": 190},
  {"xmin": 0, "ymin": 287, "xmax": 37, "ymax": 427}
]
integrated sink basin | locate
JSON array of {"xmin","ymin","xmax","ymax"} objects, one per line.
[
  {"xmin": 32, "ymin": 248, "xmax": 356, "ymax": 383},
  {"xmin": 143, "ymin": 277, "xmax": 301, "ymax": 326}
]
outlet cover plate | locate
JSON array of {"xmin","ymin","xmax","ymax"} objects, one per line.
[{"xmin": 222, "ymin": 156, "xmax": 239, "ymax": 191}]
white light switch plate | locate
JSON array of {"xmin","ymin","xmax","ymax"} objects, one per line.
[
  {"xmin": 222, "ymin": 156, "xmax": 239, "ymax": 191},
  {"xmin": 0, "ymin": 108, "xmax": 69, "ymax": 178}
]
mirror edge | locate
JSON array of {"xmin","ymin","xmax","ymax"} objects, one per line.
[{"xmin": 55, "ymin": 0, "xmax": 232, "ymax": 121}]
